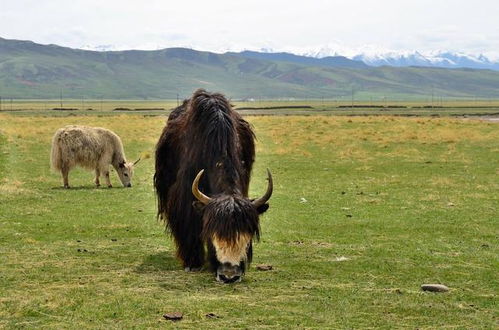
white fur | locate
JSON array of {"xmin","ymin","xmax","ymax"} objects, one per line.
[{"xmin": 50, "ymin": 125, "xmax": 133, "ymax": 187}]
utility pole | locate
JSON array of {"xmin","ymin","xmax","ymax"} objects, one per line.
[
  {"xmin": 431, "ymin": 86, "xmax": 434, "ymax": 109},
  {"xmin": 60, "ymin": 88, "xmax": 63, "ymax": 108},
  {"xmin": 351, "ymin": 86, "xmax": 354, "ymax": 108}
]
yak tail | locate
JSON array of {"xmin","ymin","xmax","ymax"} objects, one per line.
[{"xmin": 50, "ymin": 132, "xmax": 62, "ymax": 172}]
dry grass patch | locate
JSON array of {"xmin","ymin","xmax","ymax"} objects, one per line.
[
  {"xmin": 0, "ymin": 114, "xmax": 166, "ymax": 146},
  {"xmin": 248, "ymin": 116, "xmax": 498, "ymax": 163},
  {"xmin": 0, "ymin": 178, "xmax": 30, "ymax": 196},
  {"xmin": 429, "ymin": 176, "xmax": 457, "ymax": 188}
]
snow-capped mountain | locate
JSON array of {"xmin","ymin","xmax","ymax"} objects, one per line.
[
  {"xmin": 78, "ymin": 42, "xmax": 499, "ymax": 71},
  {"xmin": 80, "ymin": 43, "xmax": 172, "ymax": 51},
  {"xmin": 301, "ymin": 46, "xmax": 499, "ymax": 71},
  {"xmin": 351, "ymin": 51, "xmax": 499, "ymax": 70},
  {"xmin": 80, "ymin": 44, "xmax": 120, "ymax": 52}
]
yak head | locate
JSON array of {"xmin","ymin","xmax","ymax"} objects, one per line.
[
  {"xmin": 192, "ymin": 169, "xmax": 273, "ymax": 283},
  {"xmin": 116, "ymin": 158, "xmax": 142, "ymax": 188}
]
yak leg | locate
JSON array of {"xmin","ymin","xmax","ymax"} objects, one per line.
[
  {"xmin": 94, "ymin": 168, "xmax": 101, "ymax": 187},
  {"xmin": 98, "ymin": 159, "xmax": 112, "ymax": 188},
  {"xmin": 104, "ymin": 170, "xmax": 112, "ymax": 188},
  {"xmin": 170, "ymin": 213, "xmax": 205, "ymax": 271},
  {"xmin": 180, "ymin": 238, "xmax": 205, "ymax": 272},
  {"xmin": 61, "ymin": 165, "xmax": 70, "ymax": 189},
  {"xmin": 98, "ymin": 161, "xmax": 112, "ymax": 188}
]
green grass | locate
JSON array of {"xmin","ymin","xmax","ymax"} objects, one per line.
[{"xmin": 0, "ymin": 113, "xmax": 498, "ymax": 328}]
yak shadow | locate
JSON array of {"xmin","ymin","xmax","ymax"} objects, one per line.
[
  {"xmin": 135, "ymin": 251, "xmax": 179, "ymax": 273},
  {"xmin": 135, "ymin": 251, "xmax": 215, "ymax": 288}
]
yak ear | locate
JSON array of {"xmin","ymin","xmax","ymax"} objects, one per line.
[
  {"xmin": 192, "ymin": 201, "xmax": 205, "ymax": 214},
  {"xmin": 250, "ymin": 198, "xmax": 270, "ymax": 214},
  {"xmin": 256, "ymin": 203, "xmax": 269, "ymax": 214}
]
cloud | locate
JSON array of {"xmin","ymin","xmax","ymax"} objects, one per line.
[{"xmin": 1, "ymin": 0, "xmax": 498, "ymax": 56}]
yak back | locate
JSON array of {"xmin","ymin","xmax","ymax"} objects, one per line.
[{"xmin": 51, "ymin": 125, "xmax": 125, "ymax": 171}]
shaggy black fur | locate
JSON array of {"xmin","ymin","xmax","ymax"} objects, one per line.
[{"xmin": 154, "ymin": 89, "xmax": 268, "ymax": 271}]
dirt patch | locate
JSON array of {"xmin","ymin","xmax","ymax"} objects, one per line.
[{"xmin": 477, "ymin": 116, "xmax": 499, "ymax": 122}]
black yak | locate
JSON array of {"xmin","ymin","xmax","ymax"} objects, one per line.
[{"xmin": 154, "ymin": 89, "xmax": 272, "ymax": 283}]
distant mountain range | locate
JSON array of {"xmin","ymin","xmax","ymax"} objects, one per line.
[
  {"xmin": 355, "ymin": 52, "xmax": 499, "ymax": 70},
  {"xmin": 83, "ymin": 43, "xmax": 499, "ymax": 71},
  {"xmin": 299, "ymin": 47, "xmax": 499, "ymax": 71},
  {"xmin": 227, "ymin": 51, "xmax": 368, "ymax": 69},
  {"xmin": 1, "ymin": 37, "xmax": 499, "ymax": 99}
]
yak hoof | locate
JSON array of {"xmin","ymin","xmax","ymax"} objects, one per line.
[
  {"xmin": 64, "ymin": 185, "xmax": 70, "ymax": 189},
  {"xmin": 95, "ymin": 183, "xmax": 100, "ymax": 187},
  {"xmin": 184, "ymin": 267, "xmax": 201, "ymax": 272},
  {"xmin": 107, "ymin": 185, "xmax": 112, "ymax": 188}
]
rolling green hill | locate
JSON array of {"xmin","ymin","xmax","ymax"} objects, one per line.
[{"xmin": 1, "ymin": 37, "xmax": 499, "ymax": 99}]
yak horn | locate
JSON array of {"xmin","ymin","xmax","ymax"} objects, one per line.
[
  {"xmin": 133, "ymin": 151, "xmax": 151, "ymax": 166},
  {"xmin": 192, "ymin": 169, "xmax": 212, "ymax": 205},
  {"xmin": 252, "ymin": 169, "xmax": 273, "ymax": 208}
]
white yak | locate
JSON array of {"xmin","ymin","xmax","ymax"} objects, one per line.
[{"xmin": 51, "ymin": 125, "xmax": 140, "ymax": 188}]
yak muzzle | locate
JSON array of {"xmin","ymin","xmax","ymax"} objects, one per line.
[
  {"xmin": 125, "ymin": 183, "xmax": 132, "ymax": 188},
  {"xmin": 216, "ymin": 264, "xmax": 242, "ymax": 284}
]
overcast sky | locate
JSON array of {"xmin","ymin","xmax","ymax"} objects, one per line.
[{"xmin": 1, "ymin": 0, "xmax": 498, "ymax": 57}]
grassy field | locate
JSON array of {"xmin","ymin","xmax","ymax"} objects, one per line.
[{"xmin": 0, "ymin": 112, "xmax": 498, "ymax": 328}]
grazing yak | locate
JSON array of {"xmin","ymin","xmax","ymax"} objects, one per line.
[
  {"xmin": 154, "ymin": 89, "xmax": 273, "ymax": 283},
  {"xmin": 51, "ymin": 125, "xmax": 139, "ymax": 188}
]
